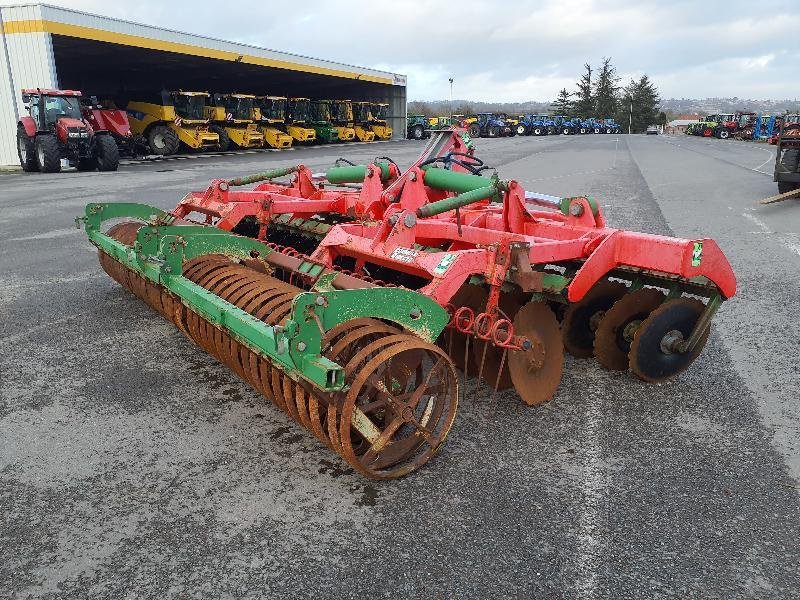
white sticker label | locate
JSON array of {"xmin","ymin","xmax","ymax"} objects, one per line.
[
  {"xmin": 390, "ymin": 247, "xmax": 418, "ymax": 263},
  {"xmin": 433, "ymin": 253, "xmax": 456, "ymax": 276}
]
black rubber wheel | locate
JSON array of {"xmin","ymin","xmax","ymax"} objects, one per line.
[
  {"xmin": 17, "ymin": 127, "xmax": 37, "ymax": 172},
  {"xmin": 629, "ymin": 298, "xmax": 710, "ymax": 383},
  {"xmin": 516, "ymin": 124, "xmax": 527, "ymax": 136},
  {"xmin": 780, "ymin": 148, "xmax": 800, "ymax": 172},
  {"xmin": 147, "ymin": 125, "xmax": 179, "ymax": 155},
  {"xmin": 562, "ymin": 280, "xmax": 628, "ymax": 358},
  {"xmin": 533, "ymin": 127, "xmax": 543, "ymax": 136},
  {"xmin": 606, "ymin": 128, "xmax": 613, "ymax": 134},
  {"xmin": 718, "ymin": 129, "xmax": 730, "ymax": 139},
  {"xmin": 778, "ymin": 181, "xmax": 799, "ymax": 194},
  {"xmin": 210, "ymin": 125, "xmax": 231, "ymax": 151},
  {"xmin": 562, "ymin": 127, "xmax": 571, "ymax": 135},
  {"xmin": 411, "ymin": 124, "xmax": 425, "ymax": 140},
  {"xmin": 488, "ymin": 126, "xmax": 500, "ymax": 138},
  {"xmin": 35, "ymin": 134, "xmax": 61, "ymax": 173},
  {"xmin": 468, "ymin": 124, "xmax": 481, "ymax": 138},
  {"xmin": 580, "ymin": 128, "xmax": 587, "ymax": 134},
  {"xmin": 95, "ymin": 135, "xmax": 120, "ymax": 171}
]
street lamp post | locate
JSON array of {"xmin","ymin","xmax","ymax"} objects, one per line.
[
  {"xmin": 449, "ymin": 77, "xmax": 454, "ymax": 120},
  {"xmin": 629, "ymin": 101, "xmax": 633, "ymax": 135}
]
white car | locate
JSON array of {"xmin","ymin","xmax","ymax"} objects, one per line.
[{"xmin": 646, "ymin": 125, "xmax": 659, "ymax": 135}]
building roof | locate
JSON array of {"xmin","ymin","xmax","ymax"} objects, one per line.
[
  {"xmin": 668, "ymin": 120, "xmax": 697, "ymax": 126},
  {"xmin": 0, "ymin": 3, "xmax": 406, "ymax": 86}
]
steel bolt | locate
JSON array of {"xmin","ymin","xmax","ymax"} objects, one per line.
[
  {"xmin": 409, "ymin": 308, "xmax": 421, "ymax": 319},
  {"xmin": 569, "ymin": 202, "xmax": 584, "ymax": 217},
  {"xmin": 388, "ymin": 215, "xmax": 399, "ymax": 226},
  {"xmin": 315, "ymin": 295, "xmax": 326, "ymax": 306},
  {"xmin": 404, "ymin": 213, "xmax": 417, "ymax": 228},
  {"xmin": 297, "ymin": 341, "xmax": 307, "ymax": 351},
  {"xmin": 409, "ymin": 171, "xmax": 417, "ymax": 181}
]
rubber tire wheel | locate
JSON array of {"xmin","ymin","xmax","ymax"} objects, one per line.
[
  {"xmin": 629, "ymin": 298, "xmax": 710, "ymax": 383},
  {"xmin": 412, "ymin": 124, "xmax": 425, "ymax": 140},
  {"xmin": 210, "ymin": 125, "xmax": 231, "ymax": 151},
  {"xmin": 95, "ymin": 135, "xmax": 120, "ymax": 171},
  {"xmin": 562, "ymin": 280, "xmax": 628, "ymax": 358},
  {"xmin": 778, "ymin": 181, "xmax": 799, "ymax": 194},
  {"xmin": 563, "ymin": 128, "xmax": 571, "ymax": 135},
  {"xmin": 594, "ymin": 128, "xmax": 601, "ymax": 134},
  {"xmin": 516, "ymin": 124, "xmax": 527, "ymax": 136},
  {"xmin": 35, "ymin": 134, "xmax": 61, "ymax": 173},
  {"xmin": 468, "ymin": 124, "xmax": 481, "ymax": 138},
  {"xmin": 606, "ymin": 128, "xmax": 613, "ymax": 134},
  {"xmin": 580, "ymin": 128, "xmax": 587, "ymax": 134},
  {"xmin": 17, "ymin": 127, "xmax": 37, "ymax": 172},
  {"xmin": 780, "ymin": 148, "xmax": 800, "ymax": 172},
  {"xmin": 533, "ymin": 127, "xmax": 543, "ymax": 136},
  {"xmin": 488, "ymin": 126, "xmax": 500, "ymax": 138},
  {"xmin": 147, "ymin": 125, "xmax": 179, "ymax": 155},
  {"xmin": 719, "ymin": 129, "xmax": 730, "ymax": 139}
]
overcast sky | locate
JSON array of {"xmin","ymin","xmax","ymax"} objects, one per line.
[{"xmin": 3, "ymin": 0, "xmax": 798, "ymax": 100}]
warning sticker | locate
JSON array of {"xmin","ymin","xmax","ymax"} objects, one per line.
[
  {"xmin": 691, "ymin": 242, "xmax": 703, "ymax": 267},
  {"xmin": 390, "ymin": 247, "xmax": 419, "ymax": 263},
  {"xmin": 433, "ymin": 253, "xmax": 456, "ymax": 276}
]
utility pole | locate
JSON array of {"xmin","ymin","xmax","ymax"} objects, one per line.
[
  {"xmin": 449, "ymin": 77, "xmax": 454, "ymax": 120},
  {"xmin": 629, "ymin": 101, "xmax": 633, "ymax": 135}
]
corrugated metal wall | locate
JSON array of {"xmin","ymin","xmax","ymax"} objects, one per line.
[{"xmin": 0, "ymin": 5, "xmax": 59, "ymax": 166}]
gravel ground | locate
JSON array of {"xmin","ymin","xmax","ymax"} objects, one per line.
[{"xmin": 1, "ymin": 134, "xmax": 799, "ymax": 599}]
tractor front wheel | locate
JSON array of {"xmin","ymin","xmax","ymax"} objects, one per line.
[
  {"xmin": 96, "ymin": 135, "xmax": 120, "ymax": 171},
  {"xmin": 718, "ymin": 129, "xmax": 730, "ymax": 139},
  {"xmin": 411, "ymin": 124, "xmax": 425, "ymax": 140},
  {"xmin": 17, "ymin": 127, "xmax": 37, "ymax": 172},
  {"xmin": 516, "ymin": 124, "xmax": 527, "ymax": 136},
  {"xmin": 147, "ymin": 125, "xmax": 179, "ymax": 155},
  {"xmin": 468, "ymin": 124, "xmax": 481, "ymax": 138},
  {"xmin": 533, "ymin": 127, "xmax": 543, "ymax": 136},
  {"xmin": 35, "ymin": 134, "xmax": 61, "ymax": 173},
  {"xmin": 563, "ymin": 127, "xmax": 571, "ymax": 135}
]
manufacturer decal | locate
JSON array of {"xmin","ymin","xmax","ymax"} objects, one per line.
[
  {"xmin": 691, "ymin": 242, "xmax": 703, "ymax": 267},
  {"xmin": 433, "ymin": 253, "xmax": 456, "ymax": 275},
  {"xmin": 389, "ymin": 247, "xmax": 418, "ymax": 263}
]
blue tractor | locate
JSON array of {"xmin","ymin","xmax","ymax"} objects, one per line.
[
  {"xmin": 603, "ymin": 118, "xmax": 623, "ymax": 134},
  {"xmin": 552, "ymin": 115, "xmax": 579, "ymax": 135},
  {"xmin": 467, "ymin": 113, "xmax": 512, "ymax": 138},
  {"xmin": 576, "ymin": 117, "xmax": 595, "ymax": 134}
]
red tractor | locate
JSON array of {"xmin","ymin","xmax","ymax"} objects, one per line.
[
  {"xmin": 715, "ymin": 111, "xmax": 756, "ymax": 139},
  {"xmin": 16, "ymin": 88, "xmax": 120, "ymax": 173},
  {"xmin": 79, "ymin": 96, "xmax": 144, "ymax": 157}
]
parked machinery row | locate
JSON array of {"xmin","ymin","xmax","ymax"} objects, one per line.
[
  {"xmin": 684, "ymin": 112, "xmax": 799, "ymax": 143},
  {"xmin": 15, "ymin": 87, "xmax": 396, "ymax": 172},
  {"xmin": 406, "ymin": 113, "xmax": 622, "ymax": 140}
]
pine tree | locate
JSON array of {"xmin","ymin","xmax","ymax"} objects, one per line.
[
  {"xmin": 573, "ymin": 63, "xmax": 594, "ymax": 118},
  {"xmin": 619, "ymin": 75, "xmax": 661, "ymax": 133},
  {"xmin": 594, "ymin": 57, "xmax": 620, "ymax": 118},
  {"xmin": 551, "ymin": 88, "xmax": 574, "ymax": 116}
]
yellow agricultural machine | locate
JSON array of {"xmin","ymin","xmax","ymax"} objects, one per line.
[
  {"xmin": 254, "ymin": 96, "xmax": 293, "ymax": 149},
  {"xmin": 369, "ymin": 103, "xmax": 393, "ymax": 140},
  {"xmin": 351, "ymin": 101, "xmax": 376, "ymax": 142},
  {"xmin": 285, "ymin": 98, "xmax": 317, "ymax": 144},
  {"xmin": 328, "ymin": 100, "xmax": 356, "ymax": 142},
  {"xmin": 208, "ymin": 93, "xmax": 264, "ymax": 150},
  {"xmin": 125, "ymin": 90, "xmax": 219, "ymax": 155}
]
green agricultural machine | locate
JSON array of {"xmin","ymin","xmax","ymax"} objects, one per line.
[{"xmin": 309, "ymin": 101, "xmax": 340, "ymax": 144}]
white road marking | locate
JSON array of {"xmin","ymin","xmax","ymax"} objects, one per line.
[
  {"xmin": 741, "ymin": 212, "xmax": 771, "ymax": 232},
  {"xmin": 742, "ymin": 212, "xmax": 800, "ymax": 257}
]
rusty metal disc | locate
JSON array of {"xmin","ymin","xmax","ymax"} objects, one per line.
[
  {"xmin": 507, "ymin": 301, "xmax": 563, "ymax": 406},
  {"xmin": 594, "ymin": 288, "xmax": 666, "ymax": 371},
  {"xmin": 562, "ymin": 280, "xmax": 627, "ymax": 358},
  {"xmin": 629, "ymin": 298, "xmax": 710, "ymax": 383}
]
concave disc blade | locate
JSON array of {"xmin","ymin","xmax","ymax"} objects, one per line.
[
  {"xmin": 440, "ymin": 284, "xmax": 488, "ymax": 371},
  {"xmin": 508, "ymin": 301, "xmax": 563, "ymax": 406},
  {"xmin": 594, "ymin": 288, "xmax": 665, "ymax": 371},
  {"xmin": 562, "ymin": 280, "xmax": 627, "ymax": 358}
]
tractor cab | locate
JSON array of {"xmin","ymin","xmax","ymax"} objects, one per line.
[
  {"xmin": 368, "ymin": 102, "xmax": 393, "ymax": 139},
  {"xmin": 171, "ymin": 91, "xmax": 211, "ymax": 123},
  {"xmin": 257, "ymin": 96, "xmax": 287, "ymax": 123},
  {"xmin": 17, "ymin": 88, "xmax": 119, "ymax": 173},
  {"xmin": 213, "ymin": 93, "xmax": 256, "ymax": 123},
  {"xmin": 287, "ymin": 98, "xmax": 312, "ymax": 124}
]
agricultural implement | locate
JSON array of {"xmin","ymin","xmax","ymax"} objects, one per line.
[
  {"xmin": 17, "ymin": 88, "xmax": 119, "ymax": 172},
  {"xmin": 80, "ymin": 96, "xmax": 144, "ymax": 157},
  {"xmin": 209, "ymin": 93, "xmax": 265, "ymax": 150},
  {"xmin": 79, "ymin": 129, "xmax": 736, "ymax": 479},
  {"xmin": 286, "ymin": 98, "xmax": 317, "ymax": 144},
  {"xmin": 254, "ymin": 96, "xmax": 294, "ymax": 149},
  {"xmin": 126, "ymin": 90, "xmax": 219, "ymax": 155}
]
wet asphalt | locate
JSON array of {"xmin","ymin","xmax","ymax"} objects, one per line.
[{"xmin": 1, "ymin": 134, "xmax": 799, "ymax": 599}]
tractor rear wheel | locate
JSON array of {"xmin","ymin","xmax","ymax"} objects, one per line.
[
  {"xmin": 147, "ymin": 125, "xmax": 179, "ymax": 155},
  {"xmin": 35, "ymin": 134, "xmax": 61, "ymax": 173},
  {"xmin": 211, "ymin": 125, "xmax": 231, "ymax": 151},
  {"xmin": 718, "ymin": 129, "xmax": 730, "ymax": 139},
  {"xmin": 17, "ymin": 127, "xmax": 37, "ymax": 172},
  {"xmin": 95, "ymin": 135, "xmax": 120, "ymax": 171},
  {"xmin": 563, "ymin": 127, "xmax": 571, "ymax": 135},
  {"xmin": 778, "ymin": 149, "xmax": 799, "ymax": 194},
  {"xmin": 533, "ymin": 127, "xmax": 543, "ymax": 136},
  {"xmin": 468, "ymin": 124, "xmax": 481, "ymax": 138},
  {"xmin": 411, "ymin": 124, "xmax": 425, "ymax": 140},
  {"xmin": 488, "ymin": 126, "xmax": 500, "ymax": 138},
  {"xmin": 516, "ymin": 124, "xmax": 527, "ymax": 136}
]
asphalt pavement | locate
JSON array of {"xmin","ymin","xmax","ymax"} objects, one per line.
[{"xmin": 1, "ymin": 134, "xmax": 799, "ymax": 599}]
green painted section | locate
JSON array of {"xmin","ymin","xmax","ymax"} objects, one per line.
[
  {"xmin": 421, "ymin": 166, "xmax": 494, "ymax": 194},
  {"xmin": 227, "ymin": 166, "xmax": 300, "ymax": 186},
  {"xmin": 416, "ymin": 185, "xmax": 500, "ymax": 218},
  {"xmin": 78, "ymin": 202, "xmax": 449, "ymax": 392},
  {"xmin": 326, "ymin": 162, "xmax": 391, "ymax": 183},
  {"xmin": 559, "ymin": 196, "xmax": 599, "ymax": 216},
  {"xmin": 312, "ymin": 124, "xmax": 339, "ymax": 144}
]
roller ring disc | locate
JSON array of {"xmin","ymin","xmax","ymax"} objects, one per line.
[
  {"xmin": 562, "ymin": 280, "xmax": 628, "ymax": 358},
  {"xmin": 629, "ymin": 298, "xmax": 710, "ymax": 383},
  {"xmin": 594, "ymin": 288, "xmax": 666, "ymax": 371},
  {"xmin": 508, "ymin": 301, "xmax": 564, "ymax": 406}
]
